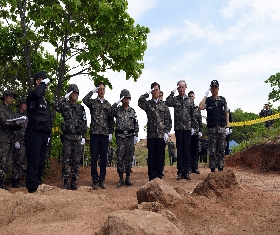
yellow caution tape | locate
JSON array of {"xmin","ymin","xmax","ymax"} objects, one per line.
[{"xmin": 230, "ymin": 113, "xmax": 280, "ymax": 127}]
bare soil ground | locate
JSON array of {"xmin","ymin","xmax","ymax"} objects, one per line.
[{"xmin": 1, "ymin": 140, "xmax": 280, "ymax": 235}]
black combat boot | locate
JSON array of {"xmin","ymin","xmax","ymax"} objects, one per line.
[
  {"xmin": 70, "ymin": 178, "xmax": 78, "ymax": 190},
  {"xmin": 117, "ymin": 173, "xmax": 124, "ymax": 188},
  {"xmin": 0, "ymin": 180, "xmax": 10, "ymax": 191},
  {"xmin": 125, "ymin": 173, "xmax": 133, "ymax": 186},
  {"xmin": 12, "ymin": 178, "xmax": 22, "ymax": 188},
  {"xmin": 63, "ymin": 179, "xmax": 69, "ymax": 189}
]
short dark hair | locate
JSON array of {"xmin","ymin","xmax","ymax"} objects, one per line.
[
  {"xmin": 97, "ymin": 82, "xmax": 106, "ymax": 87},
  {"xmin": 188, "ymin": 91, "xmax": 194, "ymax": 96},
  {"xmin": 151, "ymin": 82, "xmax": 160, "ymax": 90}
]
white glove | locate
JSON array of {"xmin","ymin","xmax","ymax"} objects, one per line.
[
  {"xmin": 92, "ymin": 87, "xmax": 100, "ymax": 93},
  {"xmin": 198, "ymin": 132, "xmax": 202, "ymax": 137},
  {"xmin": 14, "ymin": 142, "xmax": 20, "ymax": 149},
  {"xmin": 229, "ymin": 129, "xmax": 233, "ymax": 134},
  {"xmin": 164, "ymin": 133, "xmax": 169, "ymax": 142},
  {"xmin": 65, "ymin": 91, "xmax": 73, "ymax": 99},
  {"xmin": 226, "ymin": 127, "xmax": 230, "ymax": 135},
  {"xmin": 173, "ymin": 85, "xmax": 179, "ymax": 93},
  {"xmin": 42, "ymin": 78, "xmax": 51, "ymax": 85},
  {"xmin": 146, "ymin": 88, "xmax": 154, "ymax": 95},
  {"xmin": 16, "ymin": 116, "xmax": 28, "ymax": 125},
  {"xmin": 191, "ymin": 128, "xmax": 194, "ymax": 135},
  {"xmin": 205, "ymin": 86, "xmax": 211, "ymax": 97},
  {"xmin": 108, "ymin": 134, "xmax": 112, "ymax": 141},
  {"xmin": 115, "ymin": 96, "xmax": 124, "ymax": 105},
  {"xmin": 134, "ymin": 136, "xmax": 138, "ymax": 144},
  {"xmin": 81, "ymin": 138, "xmax": 85, "ymax": 145},
  {"xmin": 47, "ymin": 138, "xmax": 50, "ymax": 145}
]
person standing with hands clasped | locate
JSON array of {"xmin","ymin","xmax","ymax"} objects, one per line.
[
  {"xmin": 109, "ymin": 89, "xmax": 139, "ymax": 187},
  {"xmin": 53, "ymin": 84, "xmax": 87, "ymax": 190},
  {"xmin": 138, "ymin": 82, "xmax": 172, "ymax": 181},
  {"xmin": 166, "ymin": 80, "xmax": 195, "ymax": 181},
  {"xmin": 82, "ymin": 82, "xmax": 114, "ymax": 190},
  {"xmin": 25, "ymin": 71, "xmax": 52, "ymax": 193},
  {"xmin": 199, "ymin": 80, "xmax": 229, "ymax": 172}
]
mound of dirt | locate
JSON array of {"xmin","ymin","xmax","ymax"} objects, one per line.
[
  {"xmin": 193, "ymin": 169, "xmax": 241, "ymax": 198},
  {"xmin": 225, "ymin": 143, "xmax": 280, "ymax": 172}
]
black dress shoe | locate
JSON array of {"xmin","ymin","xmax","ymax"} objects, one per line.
[
  {"xmin": 117, "ymin": 178, "xmax": 124, "ymax": 188},
  {"xmin": 211, "ymin": 168, "xmax": 216, "ymax": 172},
  {"xmin": 92, "ymin": 182, "xmax": 98, "ymax": 190},
  {"xmin": 184, "ymin": 174, "xmax": 191, "ymax": 180},
  {"xmin": 176, "ymin": 174, "xmax": 183, "ymax": 180},
  {"xmin": 99, "ymin": 181, "xmax": 106, "ymax": 189},
  {"xmin": 193, "ymin": 169, "xmax": 200, "ymax": 174},
  {"xmin": 218, "ymin": 167, "xmax": 223, "ymax": 171},
  {"xmin": 125, "ymin": 177, "xmax": 133, "ymax": 186}
]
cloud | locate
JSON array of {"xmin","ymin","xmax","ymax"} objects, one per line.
[
  {"xmin": 127, "ymin": 0, "xmax": 157, "ymax": 20},
  {"xmin": 148, "ymin": 27, "xmax": 180, "ymax": 48}
]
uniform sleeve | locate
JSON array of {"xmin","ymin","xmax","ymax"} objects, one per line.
[
  {"xmin": 165, "ymin": 92, "xmax": 175, "ymax": 107},
  {"xmin": 164, "ymin": 105, "xmax": 172, "ymax": 133},
  {"xmin": 81, "ymin": 106, "xmax": 88, "ymax": 138},
  {"xmin": 32, "ymin": 83, "xmax": 47, "ymax": 102},
  {"xmin": 198, "ymin": 109, "xmax": 203, "ymax": 132},
  {"xmin": 109, "ymin": 103, "xmax": 118, "ymax": 117},
  {"xmin": 190, "ymin": 101, "xmax": 196, "ymax": 129},
  {"xmin": 53, "ymin": 97, "xmax": 66, "ymax": 113},
  {"xmin": 107, "ymin": 103, "xmax": 115, "ymax": 134},
  {"xmin": 134, "ymin": 110, "xmax": 139, "ymax": 137},
  {"xmin": 82, "ymin": 90, "xmax": 94, "ymax": 108},
  {"xmin": 138, "ymin": 93, "xmax": 149, "ymax": 111}
]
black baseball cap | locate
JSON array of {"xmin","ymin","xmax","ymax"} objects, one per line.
[
  {"xmin": 34, "ymin": 71, "xmax": 51, "ymax": 85},
  {"xmin": 210, "ymin": 80, "xmax": 219, "ymax": 87}
]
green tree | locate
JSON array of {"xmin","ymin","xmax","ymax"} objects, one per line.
[{"xmin": 265, "ymin": 72, "xmax": 280, "ymax": 102}]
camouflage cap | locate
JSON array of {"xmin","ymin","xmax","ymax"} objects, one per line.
[
  {"xmin": 0, "ymin": 90, "xmax": 18, "ymax": 101},
  {"xmin": 67, "ymin": 84, "xmax": 79, "ymax": 95},
  {"xmin": 16, "ymin": 97, "xmax": 26, "ymax": 106},
  {"xmin": 120, "ymin": 89, "xmax": 131, "ymax": 99}
]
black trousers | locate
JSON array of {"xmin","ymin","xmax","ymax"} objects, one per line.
[
  {"xmin": 175, "ymin": 130, "xmax": 191, "ymax": 175},
  {"xmin": 147, "ymin": 138, "xmax": 165, "ymax": 181},
  {"xmin": 190, "ymin": 135, "xmax": 199, "ymax": 171},
  {"xmin": 201, "ymin": 148, "xmax": 208, "ymax": 163},
  {"xmin": 25, "ymin": 129, "xmax": 48, "ymax": 191},
  {"xmin": 90, "ymin": 134, "xmax": 108, "ymax": 183}
]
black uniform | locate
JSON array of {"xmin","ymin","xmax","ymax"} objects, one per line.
[{"xmin": 25, "ymin": 82, "xmax": 51, "ymax": 193}]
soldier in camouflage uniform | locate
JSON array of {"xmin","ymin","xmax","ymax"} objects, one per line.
[
  {"xmin": 109, "ymin": 89, "xmax": 139, "ymax": 187},
  {"xmin": 12, "ymin": 97, "xmax": 28, "ymax": 188},
  {"xmin": 82, "ymin": 82, "xmax": 114, "ymax": 190},
  {"xmin": 199, "ymin": 80, "xmax": 229, "ymax": 172},
  {"xmin": 53, "ymin": 84, "xmax": 87, "ymax": 190},
  {"xmin": 167, "ymin": 139, "xmax": 177, "ymax": 166},
  {"xmin": 0, "ymin": 90, "xmax": 25, "ymax": 190},
  {"xmin": 138, "ymin": 82, "xmax": 172, "ymax": 181},
  {"xmin": 166, "ymin": 80, "xmax": 196, "ymax": 180},
  {"xmin": 188, "ymin": 91, "xmax": 203, "ymax": 174}
]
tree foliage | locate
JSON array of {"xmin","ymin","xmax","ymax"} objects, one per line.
[{"xmin": 265, "ymin": 72, "xmax": 280, "ymax": 102}]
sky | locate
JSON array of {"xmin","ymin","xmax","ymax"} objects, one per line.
[{"xmin": 69, "ymin": 0, "xmax": 280, "ymax": 139}]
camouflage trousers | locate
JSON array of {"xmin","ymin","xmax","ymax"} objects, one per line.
[
  {"xmin": 62, "ymin": 137, "xmax": 83, "ymax": 180},
  {"xmin": 208, "ymin": 132, "xmax": 226, "ymax": 169},
  {"xmin": 116, "ymin": 136, "xmax": 134, "ymax": 174},
  {"xmin": 0, "ymin": 143, "xmax": 13, "ymax": 181},
  {"xmin": 12, "ymin": 143, "xmax": 27, "ymax": 179}
]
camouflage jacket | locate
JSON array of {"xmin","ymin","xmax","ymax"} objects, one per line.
[
  {"xmin": 138, "ymin": 93, "xmax": 172, "ymax": 138},
  {"xmin": 0, "ymin": 103, "xmax": 21, "ymax": 143},
  {"xmin": 53, "ymin": 98, "xmax": 87, "ymax": 139},
  {"xmin": 13, "ymin": 110, "xmax": 27, "ymax": 144},
  {"xmin": 166, "ymin": 92, "xmax": 196, "ymax": 131},
  {"xmin": 109, "ymin": 103, "xmax": 139, "ymax": 138},
  {"xmin": 193, "ymin": 105, "xmax": 203, "ymax": 135},
  {"xmin": 82, "ymin": 91, "xmax": 114, "ymax": 136}
]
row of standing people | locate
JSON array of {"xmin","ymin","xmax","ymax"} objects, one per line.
[{"xmin": 0, "ymin": 70, "xmax": 229, "ymax": 192}]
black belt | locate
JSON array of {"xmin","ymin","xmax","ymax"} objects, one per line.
[{"xmin": 115, "ymin": 129, "xmax": 134, "ymax": 135}]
